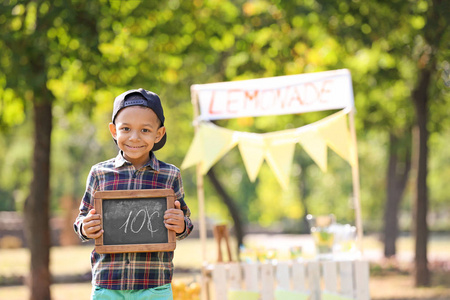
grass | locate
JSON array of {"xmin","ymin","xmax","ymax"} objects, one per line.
[{"xmin": 0, "ymin": 235, "xmax": 449, "ymax": 300}]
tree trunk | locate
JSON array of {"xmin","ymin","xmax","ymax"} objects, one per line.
[
  {"xmin": 412, "ymin": 67, "xmax": 431, "ymax": 286},
  {"xmin": 410, "ymin": 0, "xmax": 447, "ymax": 286},
  {"xmin": 24, "ymin": 96, "xmax": 53, "ymax": 300},
  {"xmin": 206, "ymin": 167, "xmax": 245, "ymax": 252},
  {"xmin": 383, "ymin": 133, "xmax": 411, "ymax": 258}
]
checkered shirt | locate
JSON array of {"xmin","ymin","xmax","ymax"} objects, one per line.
[{"xmin": 74, "ymin": 151, "xmax": 193, "ymax": 290}]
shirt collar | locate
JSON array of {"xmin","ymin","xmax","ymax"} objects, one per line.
[{"xmin": 114, "ymin": 151, "xmax": 160, "ymax": 172}]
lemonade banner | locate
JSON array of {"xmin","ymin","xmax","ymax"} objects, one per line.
[
  {"xmin": 181, "ymin": 108, "xmax": 355, "ymax": 189},
  {"xmin": 191, "ymin": 69, "xmax": 354, "ymax": 121}
]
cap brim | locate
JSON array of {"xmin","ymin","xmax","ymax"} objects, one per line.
[{"xmin": 152, "ymin": 132, "xmax": 166, "ymax": 151}]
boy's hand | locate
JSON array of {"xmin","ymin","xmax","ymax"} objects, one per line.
[
  {"xmin": 164, "ymin": 201, "xmax": 186, "ymax": 234},
  {"xmin": 82, "ymin": 209, "xmax": 103, "ymax": 239}
]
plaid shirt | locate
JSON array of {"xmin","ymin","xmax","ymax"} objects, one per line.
[{"xmin": 74, "ymin": 151, "xmax": 193, "ymax": 290}]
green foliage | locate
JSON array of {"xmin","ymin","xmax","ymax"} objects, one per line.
[
  {"xmin": 0, "ymin": 0, "xmax": 448, "ymax": 232},
  {"xmin": 0, "ymin": 123, "xmax": 33, "ymax": 211}
]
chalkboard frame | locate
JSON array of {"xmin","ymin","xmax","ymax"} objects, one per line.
[{"xmin": 94, "ymin": 189, "xmax": 176, "ymax": 254}]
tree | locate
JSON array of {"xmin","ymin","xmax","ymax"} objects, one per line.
[
  {"xmin": 207, "ymin": 167, "xmax": 244, "ymax": 250},
  {"xmin": 0, "ymin": 1, "xmax": 103, "ymax": 298},
  {"xmin": 383, "ymin": 132, "xmax": 411, "ymax": 257},
  {"xmin": 0, "ymin": 3, "xmax": 254, "ymax": 297},
  {"xmin": 300, "ymin": 1, "xmax": 448, "ymax": 274},
  {"xmin": 411, "ymin": 0, "xmax": 448, "ymax": 285}
]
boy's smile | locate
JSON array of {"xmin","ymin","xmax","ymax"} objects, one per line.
[{"xmin": 109, "ymin": 105, "xmax": 166, "ymax": 169}]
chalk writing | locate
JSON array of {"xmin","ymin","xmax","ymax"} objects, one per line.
[{"xmin": 119, "ymin": 207, "xmax": 160, "ymax": 237}]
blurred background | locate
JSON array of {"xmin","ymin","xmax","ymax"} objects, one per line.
[{"xmin": 0, "ymin": 0, "xmax": 448, "ymax": 299}]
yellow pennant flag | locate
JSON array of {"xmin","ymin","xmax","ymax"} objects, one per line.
[
  {"xmin": 318, "ymin": 112, "xmax": 354, "ymax": 165},
  {"xmin": 181, "ymin": 128, "xmax": 204, "ymax": 170},
  {"xmin": 264, "ymin": 136, "xmax": 297, "ymax": 189},
  {"xmin": 237, "ymin": 133, "xmax": 265, "ymax": 182},
  {"xmin": 297, "ymin": 129, "xmax": 328, "ymax": 172},
  {"xmin": 182, "ymin": 109, "xmax": 355, "ymax": 187},
  {"xmin": 181, "ymin": 123, "xmax": 238, "ymax": 174},
  {"xmin": 238, "ymin": 133, "xmax": 297, "ymax": 189},
  {"xmin": 201, "ymin": 124, "xmax": 238, "ymax": 173}
]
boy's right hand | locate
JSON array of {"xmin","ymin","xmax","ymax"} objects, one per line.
[{"xmin": 81, "ymin": 209, "xmax": 103, "ymax": 239}]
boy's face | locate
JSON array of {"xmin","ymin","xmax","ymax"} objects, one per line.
[{"xmin": 109, "ymin": 106, "xmax": 166, "ymax": 169}]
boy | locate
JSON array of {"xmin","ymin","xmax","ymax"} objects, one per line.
[{"xmin": 74, "ymin": 88, "xmax": 194, "ymax": 299}]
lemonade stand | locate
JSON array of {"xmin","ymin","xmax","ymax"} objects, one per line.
[{"xmin": 182, "ymin": 69, "xmax": 369, "ymax": 300}]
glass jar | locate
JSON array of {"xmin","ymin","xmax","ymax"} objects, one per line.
[{"xmin": 307, "ymin": 214, "xmax": 335, "ymax": 260}]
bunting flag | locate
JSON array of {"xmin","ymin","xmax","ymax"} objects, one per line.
[
  {"xmin": 317, "ymin": 110, "xmax": 355, "ymax": 166},
  {"xmin": 297, "ymin": 129, "xmax": 328, "ymax": 172},
  {"xmin": 181, "ymin": 129, "xmax": 203, "ymax": 168},
  {"xmin": 237, "ymin": 134, "xmax": 265, "ymax": 182},
  {"xmin": 181, "ymin": 109, "xmax": 355, "ymax": 189},
  {"xmin": 181, "ymin": 123, "xmax": 238, "ymax": 174},
  {"xmin": 263, "ymin": 136, "xmax": 296, "ymax": 189}
]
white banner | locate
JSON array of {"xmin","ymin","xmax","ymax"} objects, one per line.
[{"xmin": 192, "ymin": 69, "xmax": 354, "ymax": 120}]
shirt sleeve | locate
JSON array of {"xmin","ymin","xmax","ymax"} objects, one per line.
[
  {"xmin": 173, "ymin": 170, "xmax": 194, "ymax": 241},
  {"xmin": 73, "ymin": 166, "xmax": 98, "ymax": 241}
]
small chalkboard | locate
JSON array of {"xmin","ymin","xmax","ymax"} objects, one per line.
[{"xmin": 94, "ymin": 189, "xmax": 176, "ymax": 253}]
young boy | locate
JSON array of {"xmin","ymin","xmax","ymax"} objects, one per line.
[{"xmin": 74, "ymin": 88, "xmax": 194, "ymax": 299}]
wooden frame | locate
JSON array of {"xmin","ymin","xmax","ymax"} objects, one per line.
[{"xmin": 94, "ymin": 189, "xmax": 176, "ymax": 254}]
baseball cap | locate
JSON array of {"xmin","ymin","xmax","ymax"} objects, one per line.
[{"xmin": 112, "ymin": 88, "xmax": 166, "ymax": 151}]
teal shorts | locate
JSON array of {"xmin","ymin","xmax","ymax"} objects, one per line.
[{"xmin": 91, "ymin": 283, "xmax": 173, "ymax": 300}]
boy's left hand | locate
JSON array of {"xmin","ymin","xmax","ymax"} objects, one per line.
[{"xmin": 164, "ymin": 200, "xmax": 185, "ymax": 234}]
